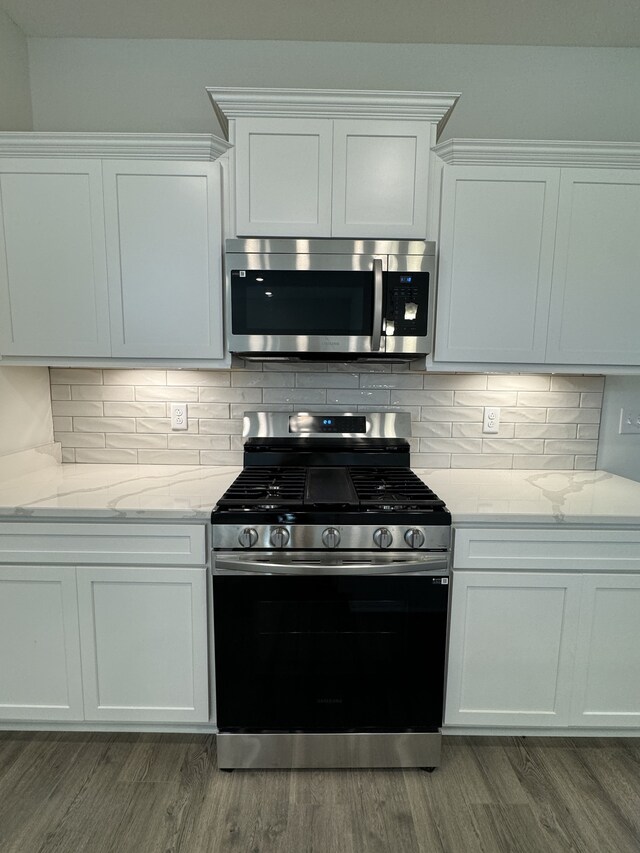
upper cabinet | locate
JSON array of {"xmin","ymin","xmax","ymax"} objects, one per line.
[
  {"xmin": 207, "ymin": 88, "xmax": 460, "ymax": 240},
  {"xmin": 0, "ymin": 133, "xmax": 230, "ymax": 364},
  {"xmin": 0, "ymin": 159, "xmax": 110, "ymax": 357},
  {"xmin": 432, "ymin": 140, "xmax": 640, "ymax": 371}
]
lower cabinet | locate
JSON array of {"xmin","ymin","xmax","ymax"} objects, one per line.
[
  {"xmin": 445, "ymin": 568, "xmax": 640, "ymax": 729},
  {"xmin": 0, "ymin": 566, "xmax": 84, "ymax": 721},
  {"xmin": 445, "ymin": 526, "xmax": 640, "ymax": 730},
  {"xmin": 0, "ymin": 563, "xmax": 209, "ymax": 725}
]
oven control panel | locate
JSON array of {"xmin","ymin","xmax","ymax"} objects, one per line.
[
  {"xmin": 212, "ymin": 524, "xmax": 451, "ymax": 552},
  {"xmin": 289, "ymin": 414, "xmax": 367, "ymax": 434}
]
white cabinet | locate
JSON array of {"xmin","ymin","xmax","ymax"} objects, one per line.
[
  {"xmin": 571, "ymin": 574, "xmax": 640, "ymax": 727},
  {"xmin": 0, "ymin": 521, "xmax": 209, "ymax": 726},
  {"xmin": 234, "ymin": 118, "xmax": 333, "ymax": 237},
  {"xmin": 210, "ymin": 89, "xmax": 459, "ymax": 240},
  {"xmin": 446, "ymin": 526, "xmax": 640, "ymax": 731},
  {"xmin": 547, "ymin": 169, "xmax": 640, "ymax": 365},
  {"xmin": 0, "ymin": 566, "xmax": 84, "ymax": 721},
  {"xmin": 0, "ymin": 159, "xmax": 110, "ymax": 357},
  {"xmin": 77, "ymin": 566, "xmax": 209, "ymax": 723},
  {"xmin": 432, "ymin": 140, "xmax": 640, "ymax": 371},
  {"xmin": 435, "ymin": 166, "xmax": 560, "ymax": 362},
  {"xmin": 103, "ymin": 161, "xmax": 224, "ymax": 359},
  {"xmin": 0, "ymin": 134, "xmax": 229, "ymax": 364},
  {"xmin": 445, "ymin": 571, "xmax": 581, "ymax": 727}
]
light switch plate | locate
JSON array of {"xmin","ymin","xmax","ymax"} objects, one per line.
[{"xmin": 619, "ymin": 408, "xmax": 640, "ymax": 434}]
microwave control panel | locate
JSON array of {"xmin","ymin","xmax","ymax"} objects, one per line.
[{"xmin": 384, "ymin": 272, "xmax": 429, "ymax": 337}]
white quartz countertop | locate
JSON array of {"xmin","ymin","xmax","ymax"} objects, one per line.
[
  {"xmin": 414, "ymin": 468, "xmax": 640, "ymax": 526},
  {"xmin": 1, "ymin": 456, "xmax": 640, "ymax": 526}
]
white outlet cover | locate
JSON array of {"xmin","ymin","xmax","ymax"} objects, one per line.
[{"xmin": 619, "ymin": 408, "xmax": 640, "ymax": 434}]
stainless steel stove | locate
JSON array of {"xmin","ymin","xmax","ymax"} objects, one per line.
[{"xmin": 210, "ymin": 412, "xmax": 451, "ymax": 770}]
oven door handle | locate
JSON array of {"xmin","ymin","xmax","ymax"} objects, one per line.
[{"xmin": 213, "ymin": 554, "xmax": 449, "ymax": 576}]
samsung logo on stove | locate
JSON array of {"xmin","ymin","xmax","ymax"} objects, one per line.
[{"xmin": 316, "ymin": 698, "xmax": 343, "ymax": 704}]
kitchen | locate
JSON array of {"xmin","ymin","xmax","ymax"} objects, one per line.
[{"xmin": 1, "ymin": 2, "xmax": 640, "ymax": 851}]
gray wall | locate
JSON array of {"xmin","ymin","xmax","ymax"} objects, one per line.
[
  {"xmin": 27, "ymin": 39, "xmax": 640, "ymax": 142},
  {"xmin": 597, "ymin": 377, "xmax": 640, "ymax": 482},
  {"xmin": 0, "ymin": 10, "xmax": 32, "ymax": 130}
]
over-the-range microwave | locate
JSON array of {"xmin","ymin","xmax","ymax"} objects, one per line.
[{"xmin": 225, "ymin": 238, "xmax": 436, "ymax": 361}]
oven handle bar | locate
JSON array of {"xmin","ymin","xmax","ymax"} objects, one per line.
[
  {"xmin": 213, "ymin": 554, "xmax": 449, "ymax": 576},
  {"xmin": 371, "ymin": 257, "xmax": 384, "ymax": 352}
]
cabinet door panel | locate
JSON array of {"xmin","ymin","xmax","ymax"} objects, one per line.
[
  {"xmin": 435, "ymin": 167, "xmax": 559, "ymax": 363},
  {"xmin": 547, "ymin": 170, "xmax": 640, "ymax": 365},
  {"xmin": 571, "ymin": 574, "xmax": 640, "ymax": 726},
  {"xmin": 235, "ymin": 118, "xmax": 332, "ymax": 237},
  {"xmin": 0, "ymin": 160, "xmax": 110, "ymax": 357},
  {"xmin": 331, "ymin": 120, "xmax": 431, "ymax": 238},
  {"xmin": 103, "ymin": 161, "xmax": 223, "ymax": 359},
  {"xmin": 77, "ymin": 566, "xmax": 208, "ymax": 723},
  {"xmin": 0, "ymin": 566, "xmax": 83, "ymax": 721},
  {"xmin": 445, "ymin": 571, "xmax": 580, "ymax": 726}
]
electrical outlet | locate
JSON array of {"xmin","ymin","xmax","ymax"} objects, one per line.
[
  {"xmin": 170, "ymin": 403, "xmax": 188, "ymax": 431},
  {"xmin": 619, "ymin": 408, "xmax": 640, "ymax": 434},
  {"xmin": 483, "ymin": 406, "xmax": 501, "ymax": 434}
]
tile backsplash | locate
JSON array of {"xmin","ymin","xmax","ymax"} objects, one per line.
[{"xmin": 50, "ymin": 365, "xmax": 603, "ymax": 470}]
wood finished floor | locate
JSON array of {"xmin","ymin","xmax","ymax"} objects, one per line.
[{"xmin": 0, "ymin": 733, "xmax": 639, "ymax": 853}]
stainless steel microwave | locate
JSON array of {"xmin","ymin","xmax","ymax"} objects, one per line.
[{"xmin": 225, "ymin": 239, "xmax": 436, "ymax": 361}]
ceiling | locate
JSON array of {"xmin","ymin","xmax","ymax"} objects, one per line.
[{"xmin": 2, "ymin": 0, "xmax": 640, "ymax": 48}]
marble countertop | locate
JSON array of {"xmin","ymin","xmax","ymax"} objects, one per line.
[{"xmin": 1, "ymin": 448, "xmax": 640, "ymax": 526}]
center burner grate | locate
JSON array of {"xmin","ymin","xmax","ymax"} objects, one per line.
[{"xmin": 349, "ymin": 467, "xmax": 446, "ymax": 509}]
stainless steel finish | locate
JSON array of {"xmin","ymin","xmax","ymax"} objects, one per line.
[
  {"xmin": 225, "ymin": 239, "xmax": 435, "ymax": 358},
  {"xmin": 226, "ymin": 238, "xmax": 435, "ymax": 256},
  {"xmin": 238, "ymin": 527, "xmax": 258, "ymax": 548},
  {"xmin": 217, "ymin": 731, "xmax": 441, "ymax": 770},
  {"xmin": 212, "ymin": 522, "xmax": 451, "ymax": 552},
  {"xmin": 371, "ymin": 257, "xmax": 383, "ymax": 351},
  {"xmin": 322, "ymin": 527, "xmax": 341, "ymax": 548},
  {"xmin": 242, "ymin": 410, "xmax": 412, "ymax": 440},
  {"xmin": 270, "ymin": 526, "xmax": 290, "ymax": 548},
  {"xmin": 213, "ymin": 552, "xmax": 449, "ymax": 576},
  {"xmin": 373, "ymin": 527, "xmax": 394, "ymax": 549},
  {"xmin": 405, "ymin": 528, "xmax": 426, "ymax": 549}
]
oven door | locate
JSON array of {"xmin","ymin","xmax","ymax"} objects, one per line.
[
  {"xmin": 226, "ymin": 253, "xmax": 386, "ymax": 356},
  {"xmin": 212, "ymin": 556, "xmax": 449, "ymax": 733}
]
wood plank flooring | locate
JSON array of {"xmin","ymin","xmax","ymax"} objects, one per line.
[{"xmin": 0, "ymin": 733, "xmax": 638, "ymax": 853}]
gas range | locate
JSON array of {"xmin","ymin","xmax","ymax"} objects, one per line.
[{"xmin": 211, "ymin": 412, "xmax": 451, "ymax": 556}]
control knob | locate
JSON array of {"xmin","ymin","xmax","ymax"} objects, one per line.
[
  {"xmin": 270, "ymin": 526, "xmax": 290, "ymax": 548},
  {"xmin": 238, "ymin": 527, "xmax": 258, "ymax": 548},
  {"xmin": 404, "ymin": 528, "xmax": 425, "ymax": 549},
  {"xmin": 322, "ymin": 527, "xmax": 341, "ymax": 548},
  {"xmin": 373, "ymin": 527, "xmax": 393, "ymax": 549}
]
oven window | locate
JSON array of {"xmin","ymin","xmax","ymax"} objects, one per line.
[
  {"xmin": 213, "ymin": 576, "xmax": 448, "ymax": 732},
  {"xmin": 230, "ymin": 270, "xmax": 373, "ymax": 335}
]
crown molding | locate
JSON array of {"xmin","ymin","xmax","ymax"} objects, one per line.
[
  {"xmin": 206, "ymin": 88, "xmax": 461, "ymax": 137},
  {"xmin": 0, "ymin": 133, "xmax": 232, "ymax": 160},
  {"xmin": 433, "ymin": 138, "xmax": 640, "ymax": 168}
]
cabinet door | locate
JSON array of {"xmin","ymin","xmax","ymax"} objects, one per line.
[
  {"xmin": 435, "ymin": 167, "xmax": 560, "ymax": 363},
  {"xmin": 77, "ymin": 566, "xmax": 208, "ymax": 723},
  {"xmin": 234, "ymin": 117, "xmax": 333, "ymax": 237},
  {"xmin": 0, "ymin": 159, "xmax": 110, "ymax": 357},
  {"xmin": 331, "ymin": 120, "xmax": 431, "ymax": 239},
  {"xmin": 0, "ymin": 566, "xmax": 83, "ymax": 721},
  {"xmin": 547, "ymin": 169, "xmax": 640, "ymax": 365},
  {"xmin": 570, "ymin": 574, "xmax": 640, "ymax": 727},
  {"xmin": 445, "ymin": 571, "xmax": 581, "ymax": 727},
  {"xmin": 103, "ymin": 160, "xmax": 224, "ymax": 359}
]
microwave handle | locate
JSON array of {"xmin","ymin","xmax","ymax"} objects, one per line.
[{"xmin": 371, "ymin": 258, "xmax": 383, "ymax": 351}]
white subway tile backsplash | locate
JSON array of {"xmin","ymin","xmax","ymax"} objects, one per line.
[
  {"xmin": 51, "ymin": 367, "xmax": 604, "ymax": 470},
  {"xmin": 72, "ymin": 385, "xmax": 135, "ymax": 401},
  {"xmin": 136, "ymin": 386, "xmax": 199, "ymax": 402},
  {"xmin": 51, "ymin": 401, "xmax": 104, "ymax": 417}
]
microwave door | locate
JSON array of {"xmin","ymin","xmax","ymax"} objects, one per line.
[{"xmin": 227, "ymin": 254, "xmax": 386, "ymax": 356}]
